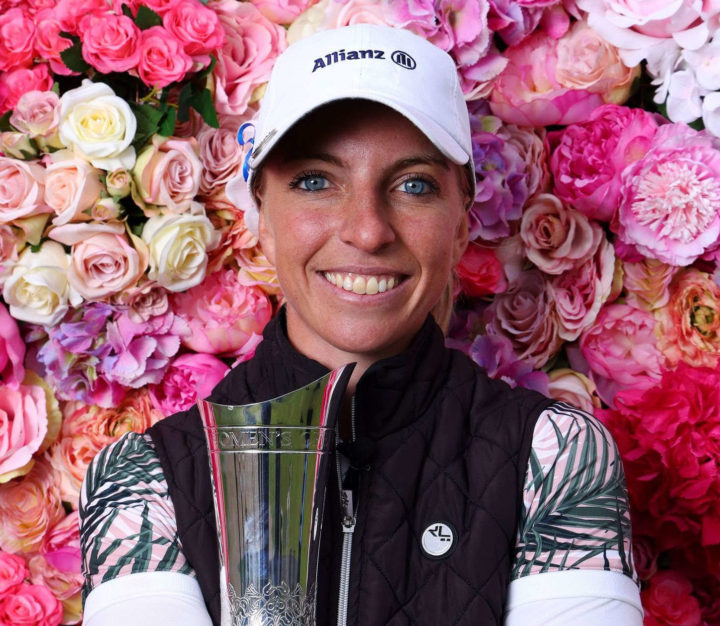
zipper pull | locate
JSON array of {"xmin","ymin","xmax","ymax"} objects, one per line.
[{"xmin": 340, "ymin": 489, "xmax": 355, "ymax": 532}]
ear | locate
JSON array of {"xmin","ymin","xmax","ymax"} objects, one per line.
[
  {"xmin": 451, "ymin": 209, "xmax": 469, "ymax": 267},
  {"xmin": 255, "ymin": 183, "xmax": 277, "ymax": 266}
]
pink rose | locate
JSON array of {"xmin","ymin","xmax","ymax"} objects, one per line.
[
  {"xmin": 113, "ymin": 280, "xmax": 169, "ymax": 323},
  {"xmin": 0, "ymin": 158, "xmax": 48, "ymax": 223},
  {"xmin": 548, "ymin": 104, "xmax": 662, "ymax": 222},
  {"xmin": 49, "ymin": 391, "xmax": 163, "ymax": 506},
  {"xmin": 33, "ymin": 11, "xmax": 74, "ymax": 76},
  {"xmin": 137, "ymin": 26, "xmax": 193, "ymax": 89},
  {"xmin": 78, "ymin": 12, "xmax": 142, "ymax": 75},
  {"xmin": 0, "ymin": 551, "xmax": 28, "ymax": 596},
  {"xmin": 547, "ymin": 368, "xmax": 601, "ymax": 413},
  {"xmin": 486, "ymin": 269, "xmax": 562, "ymax": 368},
  {"xmin": 50, "ymin": 222, "xmax": 149, "ymax": 300},
  {"xmin": 44, "ymin": 157, "xmax": 103, "ymax": 226},
  {"xmin": 655, "ymin": 268, "xmax": 720, "ymax": 369},
  {"xmin": 163, "ymin": 0, "xmax": 225, "ymax": 64},
  {"xmin": 132, "ymin": 136, "xmax": 202, "ymax": 214},
  {"xmin": 623, "ymin": 257, "xmax": 677, "ymax": 311},
  {"xmin": 0, "ymin": 302, "xmax": 25, "ymax": 388},
  {"xmin": 456, "ymin": 243, "xmax": 507, "ymax": 298},
  {"xmin": 9, "ymin": 91, "xmax": 60, "ymax": 140},
  {"xmin": 52, "ymin": 0, "xmax": 109, "ymax": 33},
  {"xmin": 520, "ymin": 193, "xmax": 603, "ymax": 274},
  {"xmin": 642, "ymin": 571, "xmax": 702, "ymax": 626},
  {"xmin": 548, "ymin": 236, "xmax": 615, "ymax": 341},
  {"xmin": 501, "ymin": 123, "xmax": 549, "ymax": 199},
  {"xmin": 249, "ymin": 0, "xmax": 315, "ymax": 24},
  {"xmin": 113, "ymin": 0, "xmax": 181, "ymax": 15},
  {"xmin": 489, "ymin": 29, "xmax": 604, "ymax": 127},
  {"xmin": 0, "ymin": 65, "xmax": 54, "ymax": 115},
  {"xmin": 0, "ymin": 9, "xmax": 36, "ymax": 71},
  {"xmin": 0, "ymin": 225, "xmax": 20, "ymax": 288},
  {"xmin": 0, "ymin": 383, "xmax": 51, "ymax": 481},
  {"xmin": 0, "ymin": 582, "xmax": 63, "ymax": 626},
  {"xmin": 197, "ymin": 126, "xmax": 244, "ymax": 197},
  {"xmin": 614, "ymin": 123, "xmax": 720, "ymax": 266},
  {"xmin": 233, "ymin": 241, "xmax": 281, "ymax": 295},
  {"xmin": 28, "ymin": 513, "xmax": 82, "ymax": 622},
  {"xmin": 149, "ymin": 353, "xmax": 229, "ymax": 415},
  {"xmin": 172, "ymin": 267, "xmax": 272, "ymax": 357},
  {"xmin": 579, "ymin": 303, "xmax": 663, "ymax": 405},
  {"xmin": 211, "ymin": 0, "xmax": 287, "ymax": 115},
  {"xmin": 0, "ymin": 457, "xmax": 64, "ymax": 554}
]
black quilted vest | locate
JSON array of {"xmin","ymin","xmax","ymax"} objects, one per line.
[{"xmin": 148, "ymin": 312, "xmax": 553, "ymax": 625}]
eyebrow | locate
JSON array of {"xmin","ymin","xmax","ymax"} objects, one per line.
[{"xmin": 281, "ymin": 152, "xmax": 450, "ymax": 170}]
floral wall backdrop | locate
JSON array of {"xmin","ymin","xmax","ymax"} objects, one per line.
[{"xmin": 0, "ymin": 0, "xmax": 718, "ymax": 623}]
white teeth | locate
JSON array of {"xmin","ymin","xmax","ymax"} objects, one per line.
[{"xmin": 323, "ymin": 272, "xmax": 401, "ymax": 295}]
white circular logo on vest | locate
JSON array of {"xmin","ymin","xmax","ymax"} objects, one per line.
[{"xmin": 421, "ymin": 522, "xmax": 456, "ymax": 559}]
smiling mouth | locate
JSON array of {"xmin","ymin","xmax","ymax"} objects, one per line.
[{"xmin": 323, "ymin": 272, "xmax": 403, "ymax": 295}]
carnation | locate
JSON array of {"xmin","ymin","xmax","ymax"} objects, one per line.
[
  {"xmin": 171, "ymin": 267, "xmax": 272, "ymax": 357},
  {"xmin": 614, "ymin": 123, "xmax": 720, "ymax": 266}
]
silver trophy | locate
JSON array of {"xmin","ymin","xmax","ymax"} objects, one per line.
[{"xmin": 198, "ymin": 365, "xmax": 353, "ymax": 626}]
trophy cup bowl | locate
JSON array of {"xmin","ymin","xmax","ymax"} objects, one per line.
[{"xmin": 198, "ymin": 365, "xmax": 353, "ymax": 626}]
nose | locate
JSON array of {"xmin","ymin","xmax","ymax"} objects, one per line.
[{"xmin": 338, "ymin": 189, "xmax": 396, "ymax": 252}]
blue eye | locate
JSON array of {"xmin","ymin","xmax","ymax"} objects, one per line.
[
  {"xmin": 296, "ymin": 174, "xmax": 329, "ymax": 191},
  {"xmin": 401, "ymin": 178, "xmax": 431, "ymax": 194}
]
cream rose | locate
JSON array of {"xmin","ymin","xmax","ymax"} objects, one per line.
[
  {"xmin": 45, "ymin": 153, "xmax": 103, "ymax": 226},
  {"xmin": 50, "ymin": 222, "xmax": 149, "ymax": 300},
  {"xmin": 58, "ymin": 80, "xmax": 137, "ymax": 171},
  {"xmin": 142, "ymin": 212, "xmax": 220, "ymax": 291},
  {"xmin": 2, "ymin": 241, "xmax": 82, "ymax": 326}
]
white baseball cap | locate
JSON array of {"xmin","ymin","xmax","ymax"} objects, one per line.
[{"xmin": 226, "ymin": 23, "xmax": 475, "ymax": 234}]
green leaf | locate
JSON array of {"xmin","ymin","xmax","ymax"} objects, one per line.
[
  {"xmin": 195, "ymin": 56, "xmax": 217, "ymax": 81},
  {"xmin": 121, "ymin": 3, "xmax": 134, "ymax": 17},
  {"xmin": 190, "ymin": 88, "xmax": 219, "ymax": 128},
  {"xmin": 176, "ymin": 83, "xmax": 193, "ymax": 123},
  {"xmin": 60, "ymin": 40, "xmax": 91, "ymax": 73},
  {"xmin": 158, "ymin": 108, "xmax": 176, "ymax": 137},
  {"xmin": 134, "ymin": 5, "xmax": 162, "ymax": 30},
  {"xmin": 0, "ymin": 111, "xmax": 12, "ymax": 132},
  {"xmin": 129, "ymin": 102, "xmax": 163, "ymax": 148}
]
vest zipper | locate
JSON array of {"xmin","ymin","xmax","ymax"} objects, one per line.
[{"xmin": 336, "ymin": 396, "xmax": 357, "ymax": 626}]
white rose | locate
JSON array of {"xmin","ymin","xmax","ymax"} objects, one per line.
[
  {"xmin": 142, "ymin": 212, "xmax": 219, "ymax": 291},
  {"xmin": 58, "ymin": 80, "xmax": 137, "ymax": 171},
  {"xmin": 3, "ymin": 241, "xmax": 82, "ymax": 326}
]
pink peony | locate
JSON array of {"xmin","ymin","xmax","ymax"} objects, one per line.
[
  {"xmin": 162, "ymin": 0, "xmax": 225, "ymax": 64},
  {"xmin": 149, "ymin": 353, "xmax": 229, "ymax": 416},
  {"xmin": 0, "ymin": 158, "xmax": 48, "ymax": 223},
  {"xmin": 0, "ymin": 65, "xmax": 54, "ymax": 115},
  {"xmin": 0, "ymin": 456, "xmax": 64, "ymax": 554},
  {"xmin": 78, "ymin": 12, "xmax": 142, "ymax": 75},
  {"xmin": 0, "ymin": 551, "xmax": 28, "ymax": 596},
  {"xmin": 0, "ymin": 581, "xmax": 63, "ymax": 626},
  {"xmin": 0, "ymin": 302, "xmax": 25, "ymax": 388},
  {"xmin": 249, "ymin": 0, "xmax": 316, "ymax": 24},
  {"xmin": 655, "ymin": 268, "xmax": 720, "ymax": 369},
  {"xmin": 520, "ymin": 193, "xmax": 603, "ymax": 274},
  {"xmin": 49, "ymin": 390, "xmax": 163, "ymax": 507},
  {"xmin": 456, "ymin": 243, "xmax": 507, "ymax": 298},
  {"xmin": 548, "ymin": 104, "xmax": 662, "ymax": 222},
  {"xmin": 102, "ymin": 310, "xmax": 188, "ymax": 389},
  {"xmin": 210, "ymin": 0, "xmax": 287, "ymax": 116},
  {"xmin": 614, "ymin": 123, "xmax": 720, "ymax": 266},
  {"xmin": 489, "ymin": 29, "xmax": 605, "ymax": 127},
  {"xmin": 137, "ymin": 26, "xmax": 193, "ymax": 89},
  {"xmin": 0, "ymin": 9, "xmax": 36, "ymax": 72},
  {"xmin": 579, "ymin": 303, "xmax": 663, "ymax": 405},
  {"xmin": 171, "ymin": 267, "xmax": 272, "ymax": 357},
  {"xmin": 547, "ymin": 236, "xmax": 615, "ymax": 341},
  {"xmin": 486, "ymin": 269, "xmax": 562, "ymax": 368},
  {"xmin": 132, "ymin": 136, "xmax": 202, "ymax": 214}
]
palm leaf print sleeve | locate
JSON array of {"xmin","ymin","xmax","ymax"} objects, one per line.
[
  {"xmin": 78, "ymin": 432, "xmax": 194, "ymax": 600},
  {"xmin": 512, "ymin": 402, "xmax": 635, "ymax": 580}
]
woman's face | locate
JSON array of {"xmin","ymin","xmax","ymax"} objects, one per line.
[{"xmin": 256, "ymin": 101, "xmax": 469, "ymax": 371}]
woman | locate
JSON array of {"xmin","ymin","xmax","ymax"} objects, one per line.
[{"xmin": 79, "ymin": 24, "xmax": 643, "ymax": 625}]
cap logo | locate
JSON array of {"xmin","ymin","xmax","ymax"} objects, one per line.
[
  {"xmin": 312, "ymin": 48, "xmax": 385, "ymax": 72},
  {"xmin": 391, "ymin": 50, "xmax": 416, "ymax": 70}
]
